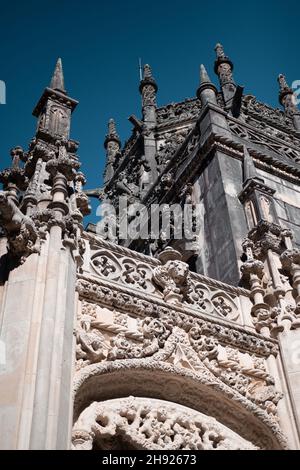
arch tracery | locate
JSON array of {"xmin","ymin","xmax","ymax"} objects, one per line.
[{"xmin": 72, "ymin": 397, "xmax": 258, "ymax": 450}]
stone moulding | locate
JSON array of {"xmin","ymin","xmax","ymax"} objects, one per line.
[{"xmin": 76, "ymin": 275, "xmax": 278, "ymax": 358}]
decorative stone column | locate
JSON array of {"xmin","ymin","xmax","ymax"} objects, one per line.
[
  {"xmin": 139, "ymin": 64, "xmax": 158, "ymax": 184},
  {"xmin": 240, "ymin": 239, "xmax": 273, "ymax": 336},
  {"xmin": 103, "ymin": 119, "xmax": 121, "ymax": 184}
]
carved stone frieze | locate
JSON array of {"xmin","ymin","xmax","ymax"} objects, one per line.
[
  {"xmin": 241, "ymin": 95, "xmax": 293, "ymax": 132},
  {"xmin": 156, "ymin": 98, "xmax": 202, "ymax": 127},
  {"xmin": 75, "ymin": 296, "xmax": 282, "ymax": 426}
]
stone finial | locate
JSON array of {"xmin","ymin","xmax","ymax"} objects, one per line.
[
  {"xmin": 157, "ymin": 246, "xmax": 182, "ymax": 264},
  {"xmin": 278, "ymin": 73, "xmax": 300, "ymax": 130},
  {"xmin": 104, "ymin": 118, "xmax": 121, "ymax": 149},
  {"xmin": 278, "ymin": 74, "xmax": 290, "ymax": 92},
  {"xmin": 143, "ymin": 64, "xmax": 153, "ymax": 79},
  {"xmin": 197, "ymin": 64, "xmax": 218, "ymax": 104},
  {"xmin": 139, "ymin": 63, "xmax": 158, "ymax": 94},
  {"xmin": 213, "ymin": 42, "xmax": 243, "ymax": 116},
  {"xmin": 215, "ymin": 43, "xmax": 226, "ymax": 59},
  {"xmin": 50, "ymin": 58, "xmax": 66, "ymax": 93},
  {"xmin": 214, "ymin": 42, "xmax": 234, "ymax": 76},
  {"xmin": 108, "ymin": 118, "xmax": 119, "ymax": 138}
]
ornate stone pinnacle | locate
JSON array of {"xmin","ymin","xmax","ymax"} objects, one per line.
[
  {"xmin": 200, "ymin": 64, "xmax": 211, "ymax": 84},
  {"xmin": 214, "ymin": 42, "xmax": 234, "ymax": 79},
  {"xmin": 215, "ymin": 43, "xmax": 226, "ymax": 59},
  {"xmin": 50, "ymin": 58, "xmax": 66, "ymax": 93},
  {"xmin": 143, "ymin": 64, "xmax": 152, "ymax": 79},
  {"xmin": 104, "ymin": 118, "xmax": 121, "ymax": 148},
  {"xmin": 278, "ymin": 74, "xmax": 290, "ymax": 92},
  {"xmin": 139, "ymin": 63, "xmax": 158, "ymax": 94},
  {"xmin": 108, "ymin": 118, "xmax": 118, "ymax": 138}
]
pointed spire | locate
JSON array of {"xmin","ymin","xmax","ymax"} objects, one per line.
[
  {"xmin": 143, "ymin": 64, "xmax": 153, "ymax": 79},
  {"xmin": 196, "ymin": 64, "xmax": 217, "ymax": 104},
  {"xmin": 139, "ymin": 63, "xmax": 158, "ymax": 93},
  {"xmin": 214, "ymin": 42, "xmax": 243, "ymax": 117},
  {"xmin": 239, "ymin": 145, "xmax": 275, "ymax": 208},
  {"xmin": 108, "ymin": 118, "xmax": 118, "ymax": 138},
  {"xmin": 214, "ymin": 42, "xmax": 234, "ymax": 73},
  {"xmin": 242, "ymin": 145, "xmax": 263, "ymax": 185},
  {"xmin": 50, "ymin": 58, "xmax": 66, "ymax": 93},
  {"xmin": 104, "ymin": 118, "xmax": 121, "ymax": 148},
  {"xmin": 278, "ymin": 73, "xmax": 290, "ymax": 93},
  {"xmin": 215, "ymin": 43, "xmax": 227, "ymax": 60},
  {"xmin": 200, "ymin": 64, "xmax": 211, "ymax": 84}
]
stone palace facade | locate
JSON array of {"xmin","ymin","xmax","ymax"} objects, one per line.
[{"xmin": 1, "ymin": 44, "xmax": 300, "ymax": 449}]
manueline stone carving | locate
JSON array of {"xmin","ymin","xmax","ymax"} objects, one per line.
[
  {"xmin": 0, "ymin": 191, "xmax": 39, "ymax": 263},
  {"xmin": 72, "ymin": 397, "xmax": 258, "ymax": 450}
]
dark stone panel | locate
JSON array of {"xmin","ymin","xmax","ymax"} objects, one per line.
[
  {"xmin": 196, "ymin": 153, "xmax": 244, "ymax": 285},
  {"xmin": 285, "ymin": 203, "xmax": 300, "ymax": 227}
]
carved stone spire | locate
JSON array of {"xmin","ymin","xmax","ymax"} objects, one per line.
[
  {"xmin": 105, "ymin": 119, "xmax": 121, "ymax": 146},
  {"xmin": 200, "ymin": 64, "xmax": 211, "ymax": 83},
  {"xmin": 242, "ymin": 145, "xmax": 264, "ymax": 186},
  {"xmin": 139, "ymin": 63, "xmax": 158, "ymax": 183},
  {"xmin": 139, "ymin": 64, "xmax": 158, "ymax": 118},
  {"xmin": 196, "ymin": 64, "xmax": 218, "ymax": 105},
  {"xmin": 214, "ymin": 43, "xmax": 243, "ymax": 116},
  {"xmin": 238, "ymin": 146, "xmax": 276, "ymax": 228},
  {"xmin": 104, "ymin": 118, "xmax": 121, "ymax": 183},
  {"xmin": 33, "ymin": 58, "xmax": 78, "ymax": 140},
  {"xmin": 50, "ymin": 58, "xmax": 66, "ymax": 94},
  {"xmin": 278, "ymin": 74, "xmax": 300, "ymax": 131},
  {"xmin": 214, "ymin": 43, "xmax": 234, "ymax": 85}
]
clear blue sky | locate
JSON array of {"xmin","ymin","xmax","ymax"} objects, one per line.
[{"xmin": 0, "ymin": 0, "xmax": 299, "ymax": 222}]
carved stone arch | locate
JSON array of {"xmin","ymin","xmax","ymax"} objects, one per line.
[
  {"xmin": 73, "ymin": 360, "xmax": 287, "ymax": 450},
  {"xmin": 72, "ymin": 397, "xmax": 258, "ymax": 450}
]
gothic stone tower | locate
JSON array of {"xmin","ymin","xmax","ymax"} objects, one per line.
[{"xmin": 1, "ymin": 47, "xmax": 300, "ymax": 449}]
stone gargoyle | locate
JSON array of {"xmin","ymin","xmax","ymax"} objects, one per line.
[{"xmin": 0, "ymin": 190, "xmax": 39, "ymax": 263}]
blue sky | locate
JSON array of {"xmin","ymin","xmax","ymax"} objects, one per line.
[{"xmin": 0, "ymin": 0, "xmax": 299, "ymax": 223}]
